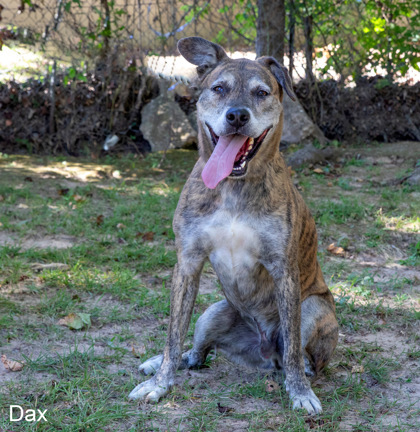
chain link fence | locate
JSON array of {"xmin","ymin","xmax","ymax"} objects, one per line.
[{"xmin": 1, "ymin": 1, "xmax": 257, "ymax": 75}]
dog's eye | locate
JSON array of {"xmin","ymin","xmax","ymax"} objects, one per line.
[
  {"xmin": 257, "ymin": 90, "xmax": 269, "ymax": 97},
  {"xmin": 212, "ymin": 85, "xmax": 224, "ymax": 94}
]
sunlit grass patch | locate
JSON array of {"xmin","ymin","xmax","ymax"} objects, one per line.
[{"xmin": 311, "ymin": 196, "xmax": 369, "ymax": 226}]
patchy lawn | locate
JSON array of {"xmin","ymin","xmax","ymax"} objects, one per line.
[{"xmin": 0, "ymin": 142, "xmax": 419, "ymax": 431}]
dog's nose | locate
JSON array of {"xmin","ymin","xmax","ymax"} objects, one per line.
[{"xmin": 226, "ymin": 108, "xmax": 250, "ymax": 128}]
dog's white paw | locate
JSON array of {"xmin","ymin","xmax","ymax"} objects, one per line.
[
  {"xmin": 128, "ymin": 377, "xmax": 169, "ymax": 403},
  {"xmin": 291, "ymin": 388, "xmax": 322, "ymax": 415},
  {"xmin": 139, "ymin": 354, "xmax": 163, "ymax": 376}
]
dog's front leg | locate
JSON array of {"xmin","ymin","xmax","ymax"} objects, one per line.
[
  {"xmin": 129, "ymin": 261, "xmax": 202, "ymax": 403},
  {"xmin": 267, "ymin": 260, "xmax": 323, "ymax": 415}
]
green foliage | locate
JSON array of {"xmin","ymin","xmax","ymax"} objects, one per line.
[{"xmin": 207, "ymin": 0, "xmax": 418, "ymax": 81}]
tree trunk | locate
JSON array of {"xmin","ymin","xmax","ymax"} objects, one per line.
[
  {"xmin": 100, "ymin": 0, "xmax": 111, "ymax": 58},
  {"xmin": 288, "ymin": 0, "xmax": 296, "ymax": 80},
  {"xmin": 256, "ymin": 0, "xmax": 285, "ymax": 61},
  {"xmin": 303, "ymin": 14, "xmax": 314, "ymax": 82}
]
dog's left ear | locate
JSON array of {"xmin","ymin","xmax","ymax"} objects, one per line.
[
  {"xmin": 257, "ymin": 56, "xmax": 296, "ymax": 101},
  {"xmin": 178, "ymin": 37, "xmax": 228, "ymax": 79}
]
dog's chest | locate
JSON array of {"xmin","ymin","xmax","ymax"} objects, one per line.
[{"xmin": 203, "ymin": 211, "xmax": 260, "ymax": 279}]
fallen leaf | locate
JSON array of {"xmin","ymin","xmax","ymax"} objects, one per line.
[
  {"xmin": 112, "ymin": 170, "xmax": 121, "ymax": 179},
  {"xmin": 96, "ymin": 214, "xmax": 104, "ymax": 226},
  {"xmin": 72, "ymin": 194, "xmax": 84, "ymax": 203},
  {"xmin": 142, "ymin": 231, "xmax": 155, "ymax": 241},
  {"xmin": 58, "ymin": 313, "xmax": 91, "ymax": 330},
  {"xmin": 217, "ymin": 402, "xmax": 234, "ymax": 414},
  {"xmin": 1, "ymin": 354, "xmax": 24, "ymax": 372},
  {"xmin": 265, "ymin": 379, "xmax": 280, "ymax": 393},
  {"xmin": 313, "ymin": 168, "xmax": 324, "ymax": 174},
  {"xmin": 0, "ymin": 195, "xmax": 4, "ymax": 202},
  {"xmin": 31, "ymin": 263, "xmax": 69, "ymax": 271},
  {"xmin": 5, "ymin": 119, "xmax": 12, "ymax": 127},
  {"xmin": 136, "ymin": 231, "xmax": 155, "ymax": 241},
  {"xmin": 24, "ymin": 176, "xmax": 33, "ymax": 182},
  {"xmin": 17, "ymin": 203, "xmax": 29, "ymax": 209},
  {"xmin": 327, "ymin": 182, "xmax": 333, "ymax": 187},
  {"xmin": 351, "ymin": 365, "xmax": 364, "ymax": 373},
  {"xmin": 116, "ymin": 223, "xmax": 126, "ymax": 229},
  {"xmin": 327, "ymin": 243, "xmax": 345, "ymax": 256},
  {"xmin": 131, "ymin": 344, "xmax": 146, "ymax": 358}
]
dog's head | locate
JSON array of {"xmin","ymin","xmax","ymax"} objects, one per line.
[{"xmin": 178, "ymin": 37, "xmax": 295, "ymax": 189}]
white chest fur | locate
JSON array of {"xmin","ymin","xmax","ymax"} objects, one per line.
[{"xmin": 204, "ymin": 212, "xmax": 260, "ymax": 275}]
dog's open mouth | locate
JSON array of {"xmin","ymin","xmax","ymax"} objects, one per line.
[{"xmin": 202, "ymin": 125, "xmax": 271, "ymax": 189}]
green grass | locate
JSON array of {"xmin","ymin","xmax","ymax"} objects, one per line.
[{"xmin": 0, "ymin": 148, "xmax": 419, "ymax": 431}]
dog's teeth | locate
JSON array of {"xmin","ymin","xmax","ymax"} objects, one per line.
[
  {"xmin": 249, "ymin": 138, "xmax": 254, "ymax": 144},
  {"xmin": 241, "ymin": 161, "xmax": 246, "ymax": 168},
  {"xmin": 245, "ymin": 151, "xmax": 249, "ymax": 156}
]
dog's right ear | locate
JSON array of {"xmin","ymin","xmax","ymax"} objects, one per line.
[{"xmin": 178, "ymin": 37, "xmax": 228, "ymax": 79}]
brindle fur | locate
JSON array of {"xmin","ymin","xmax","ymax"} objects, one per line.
[{"xmin": 129, "ymin": 37, "xmax": 339, "ymax": 414}]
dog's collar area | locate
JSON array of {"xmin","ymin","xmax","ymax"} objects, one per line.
[{"xmin": 207, "ymin": 125, "xmax": 271, "ymax": 177}]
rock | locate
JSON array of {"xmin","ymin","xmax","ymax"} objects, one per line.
[
  {"xmin": 405, "ymin": 166, "xmax": 420, "ymax": 185},
  {"xmin": 286, "ymin": 143, "xmax": 335, "ymax": 168},
  {"xmin": 140, "ymin": 82, "xmax": 197, "ymax": 152},
  {"xmin": 187, "ymin": 110, "xmax": 198, "ymax": 132},
  {"xmin": 281, "ymin": 96, "xmax": 326, "ymax": 146}
]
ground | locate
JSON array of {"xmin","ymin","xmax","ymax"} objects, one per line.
[{"xmin": 0, "ymin": 142, "xmax": 419, "ymax": 432}]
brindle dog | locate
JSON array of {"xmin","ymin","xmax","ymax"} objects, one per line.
[{"xmin": 129, "ymin": 37, "xmax": 339, "ymax": 414}]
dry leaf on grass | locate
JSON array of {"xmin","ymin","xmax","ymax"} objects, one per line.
[
  {"xmin": 31, "ymin": 263, "xmax": 69, "ymax": 272},
  {"xmin": 96, "ymin": 214, "xmax": 104, "ymax": 226},
  {"xmin": 265, "ymin": 379, "xmax": 280, "ymax": 393},
  {"xmin": 58, "ymin": 313, "xmax": 91, "ymax": 330},
  {"xmin": 131, "ymin": 344, "xmax": 146, "ymax": 358},
  {"xmin": 136, "ymin": 231, "xmax": 155, "ymax": 241},
  {"xmin": 1, "ymin": 354, "xmax": 25, "ymax": 372},
  {"xmin": 327, "ymin": 243, "xmax": 345, "ymax": 256},
  {"xmin": 72, "ymin": 194, "xmax": 85, "ymax": 203},
  {"xmin": 313, "ymin": 168, "xmax": 324, "ymax": 174},
  {"xmin": 351, "ymin": 365, "xmax": 364, "ymax": 373},
  {"xmin": 116, "ymin": 223, "xmax": 126, "ymax": 229}
]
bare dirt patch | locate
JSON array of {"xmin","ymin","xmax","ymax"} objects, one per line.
[{"xmin": 0, "ymin": 232, "xmax": 77, "ymax": 249}]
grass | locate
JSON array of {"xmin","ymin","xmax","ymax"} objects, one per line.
[{"xmin": 0, "ymin": 146, "xmax": 419, "ymax": 431}]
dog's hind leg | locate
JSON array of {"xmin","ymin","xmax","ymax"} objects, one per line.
[
  {"xmin": 140, "ymin": 300, "xmax": 274, "ymax": 375},
  {"xmin": 182, "ymin": 300, "xmax": 275, "ymax": 370},
  {"xmin": 300, "ymin": 294, "xmax": 339, "ymax": 378}
]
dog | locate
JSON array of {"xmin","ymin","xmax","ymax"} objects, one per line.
[{"xmin": 129, "ymin": 37, "xmax": 339, "ymax": 414}]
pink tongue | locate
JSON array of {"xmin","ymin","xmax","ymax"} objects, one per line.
[{"xmin": 202, "ymin": 135, "xmax": 248, "ymax": 189}]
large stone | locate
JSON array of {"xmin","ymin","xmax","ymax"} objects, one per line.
[
  {"xmin": 282, "ymin": 96, "xmax": 326, "ymax": 146},
  {"xmin": 405, "ymin": 166, "xmax": 420, "ymax": 186},
  {"xmin": 286, "ymin": 143, "xmax": 335, "ymax": 168},
  {"xmin": 140, "ymin": 84, "xmax": 197, "ymax": 152}
]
